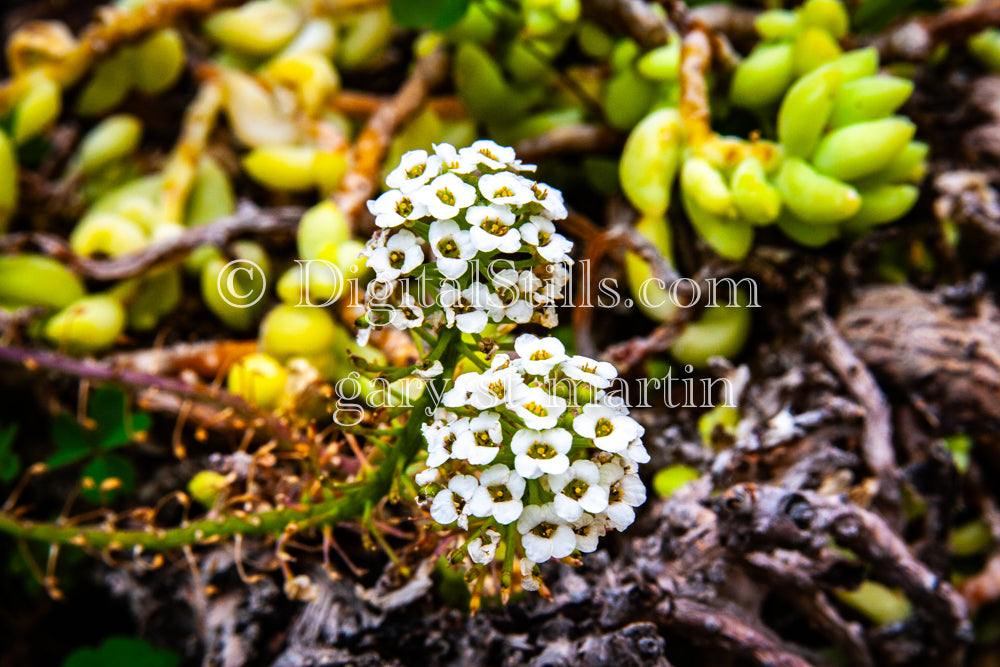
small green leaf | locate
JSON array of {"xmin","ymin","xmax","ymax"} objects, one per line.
[
  {"xmin": 90, "ymin": 386, "xmax": 150, "ymax": 450},
  {"xmin": 47, "ymin": 414, "xmax": 95, "ymax": 467},
  {"xmin": 0, "ymin": 423, "xmax": 20, "ymax": 482},
  {"xmin": 63, "ymin": 637, "xmax": 180, "ymax": 667},
  {"xmin": 391, "ymin": 0, "xmax": 470, "ymax": 30},
  {"xmin": 80, "ymin": 454, "xmax": 136, "ymax": 504}
]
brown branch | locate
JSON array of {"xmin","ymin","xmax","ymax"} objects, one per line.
[
  {"xmin": 0, "ymin": 345, "xmax": 304, "ymax": 450},
  {"xmin": 657, "ymin": 597, "xmax": 814, "ymax": 667},
  {"xmin": 330, "ymin": 91, "xmax": 467, "ymax": 121},
  {"xmin": 868, "ymin": 0, "xmax": 1000, "ymax": 61},
  {"xmin": 679, "ymin": 24, "xmax": 714, "ymax": 148},
  {"xmin": 333, "ymin": 47, "xmax": 449, "ymax": 229},
  {"xmin": 106, "ymin": 340, "xmax": 258, "ymax": 378},
  {"xmin": 513, "ymin": 125, "xmax": 619, "ymax": 164},
  {"xmin": 579, "ymin": 0, "xmax": 672, "ymax": 50},
  {"xmin": 716, "ymin": 484, "xmax": 972, "ymax": 665},
  {"xmin": 791, "ymin": 286, "xmax": 900, "ymax": 525},
  {"xmin": 0, "ymin": 202, "xmax": 302, "ymax": 282},
  {"xmin": 690, "ymin": 3, "xmax": 760, "ymax": 49}
]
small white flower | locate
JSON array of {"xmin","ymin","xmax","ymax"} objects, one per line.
[
  {"xmin": 520, "ymin": 216, "xmax": 573, "ymax": 263},
  {"xmin": 520, "ymin": 558, "xmax": 540, "ymax": 591},
  {"xmin": 467, "ymin": 358, "xmax": 526, "ymax": 409},
  {"xmin": 390, "ymin": 293, "xmax": 424, "ymax": 329},
  {"xmin": 561, "ymin": 355, "xmax": 618, "ymax": 389},
  {"xmin": 517, "ymin": 503, "xmax": 575, "ymax": 562},
  {"xmin": 386, "ymin": 149, "xmax": 442, "ymax": 193},
  {"xmin": 423, "ymin": 417, "xmax": 469, "ymax": 467},
  {"xmin": 367, "ymin": 230, "xmax": 423, "ymax": 282},
  {"xmin": 367, "ymin": 189, "xmax": 428, "ymax": 228},
  {"xmin": 415, "ymin": 467, "xmax": 439, "ymax": 486},
  {"xmin": 570, "ymin": 513, "xmax": 605, "ymax": 553},
  {"xmin": 547, "ymin": 459, "xmax": 609, "ymax": 522},
  {"xmin": 430, "ymin": 474, "xmax": 479, "ymax": 529},
  {"xmin": 467, "ymin": 464, "xmax": 525, "ymax": 524},
  {"xmin": 514, "ymin": 334, "xmax": 568, "ymax": 376},
  {"xmin": 623, "ymin": 438, "xmax": 650, "ymax": 467},
  {"xmin": 442, "ymin": 371, "xmax": 483, "ymax": 409},
  {"xmin": 440, "ymin": 283, "xmax": 497, "ymax": 334},
  {"xmin": 460, "ymin": 140, "xmax": 518, "ymax": 170},
  {"xmin": 452, "ymin": 411, "xmax": 503, "ymax": 464},
  {"xmin": 600, "ymin": 462, "xmax": 646, "ymax": 531},
  {"xmin": 509, "ymin": 385, "xmax": 567, "ymax": 430},
  {"xmin": 466, "ymin": 205, "xmax": 521, "ymax": 253},
  {"xmin": 487, "ymin": 269, "xmax": 534, "ymax": 324},
  {"xmin": 468, "ymin": 528, "xmax": 501, "ymax": 564},
  {"xmin": 511, "ymin": 427, "xmax": 571, "ymax": 479},
  {"xmin": 573, "ymin": 403, "xmax": 644, "ymax": 454},
  {"xmin": 478, "ymin": 172, "xmax": 534, "ymax": 207},
  {"xmin": 529, "ymin": 182, "xmax": 567, "ymax": 219},
  {"xmin": 433, "ymin": 143, "xmax": 476, "ymax": 174},
  {"xmin": 428, "ymin": 219, "xmax": 477, "ymax": 280},
  {"xmin": 414, "ymin": 172, "xmax": 477, "ymax": 220},
  {"xmin": 414, "ymin": 360, "xmax": 444, "ymax": 379}
]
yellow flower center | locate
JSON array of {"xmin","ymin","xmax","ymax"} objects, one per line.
[
  {"xmin": 475, "ymin": 431, "xmax": 493, "ymax": 447},
  {"xmin": 532, "ymin": 521, "xmax": 557, "ymax": 538},
  {"xmin": 523, "ymin": 401, "xmax": 548, "ymax": 418},
  {"xmin": 488, "ymin": 380, "xmax": 505, "ymax": 399},
  {"xmin": 532, "ymin": 183, "xmax": 548, "ymax": 200},
  {"xmin": 389, "ymin": 249, "xmax": 406, "ymax": 268},
  {"xmin": 406, "ymin": 163, "xmax": 426, "ymax": 179},
  {"xmin": 484, "ymin": 218, "xmax": 511, "ymax": 236},
  {"xmin": 395, "ymin": 198, "xmax": 414, "ymax": 217},
  {"xmin": 595, "ymin": 417, "xmax": 614, "ymax": 438},
  {"xmin": 566, "ymin": 480, "xmax": 589, "ymax": 500},
  {"xmin": 489, "ymin": 485, "xmax": 512, "ymax": 502},
  {"xmin": 529, "ymin": 441, "xmax": 556, "ymax": 459},
  {"xmin": 530, "ymin": 350, "xmax": 552, "ymax": 361},
  {"xmin": 609, "ymin": 481, "xmax": 624, "ymax": 504},
  {"xmin": 437, "ymin": 188, "xmax": 456, "ymax": 206},
  {"xmin": 493, "ymin": 186, "xmax": 515, "ymax": 199},
  {"xmin": 437, "ymin": 238, "xmax": 460, "ymax": 258}
]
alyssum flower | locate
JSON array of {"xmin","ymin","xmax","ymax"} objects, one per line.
[
  {"xmin": 357, "ymin": 141, "xmax": 573, "ymax": 346},
  {"xmin": 415, "ymin": 333, "xmax": 647, "ymax": 597}
]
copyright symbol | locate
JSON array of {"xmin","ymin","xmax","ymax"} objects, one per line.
[{"xmin": 217, "ymin": 259, "xmax": 266, "ymax": 308}]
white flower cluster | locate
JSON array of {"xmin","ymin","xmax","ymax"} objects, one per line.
[
  {"xmin": 416, "ymin": 334, "xmax": 648, "ymax": 588},
  {"xmin": 358, "ymin": 141, "xmax": 573, "ymax": 344}
]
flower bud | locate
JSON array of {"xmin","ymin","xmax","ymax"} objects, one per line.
[
  {"xmin": 44, "ymin": 294, "xmax": 126, "ymax": 353},
  {"xmin": 730, "ymin": 42, "xmax": 795, "ymax": 109},
  {"xmin": 0, "ymin": 254, "xmax": 85, "ymax": 310},
  {"xmin": 776, "ymin": 158, "xmax": 860, "ymax": 224},
  {"xmin": 812, "ymin": 117, "xmax": 916, "ymax": 181}
]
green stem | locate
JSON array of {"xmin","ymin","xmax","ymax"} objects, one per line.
[{"xmin": 0, "ymin": 329, "xmax": 462, "ymax": 553}]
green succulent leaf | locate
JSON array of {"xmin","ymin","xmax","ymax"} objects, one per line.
[{"xmin": 390, "ymin": 0, "xmax": 470, "ymax": 30}]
